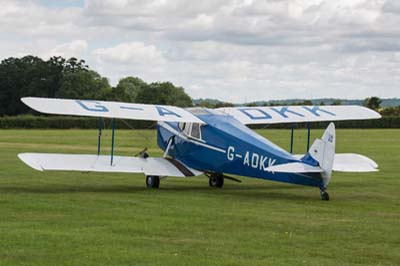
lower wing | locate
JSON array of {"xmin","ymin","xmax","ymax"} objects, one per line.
[{"xmin": 18, "ymin": 153, "xmax": 203, "ymax": 177}]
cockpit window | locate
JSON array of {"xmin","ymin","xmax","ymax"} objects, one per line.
[
  {"xmin": 191, "ymin": 123, "xmax": 201, "ymax": 139},
  {"xmin": 178, "ymin": 122, "xmax": 186, "ymax": 131},
  {"xmin": 179, "ymin": 122, "xmax": 202, "ymax": 140},
  {"xmin": 183, "ymin": 123, "xmax": 191, "ymax": 136}
]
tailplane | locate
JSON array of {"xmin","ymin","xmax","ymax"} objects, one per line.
[
  {"xmin": 266, "ymin": 123, "xmax": 335, "ymax": 186},
  {"xmin": 266, "ymin": 121, "xmax": 378, "ymax": 188},
  {"xmin": 332, "ymin": 153, "xmax": 378, "ymax": 172},
  {"xmin": 299, "ymin": 122, "xmax": 379, "ymax": 175},
  {"xmin": 266, "ymin": 122, "xmax": 378, "ymax": 200},
  {"xmin": 301, "ymin": 122, "xmax": 336, "ymax": 187}
]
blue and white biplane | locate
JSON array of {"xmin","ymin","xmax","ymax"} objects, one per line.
[{"xmin": 18, "ymin": 97, "xmax": 381, "ymax": 200}]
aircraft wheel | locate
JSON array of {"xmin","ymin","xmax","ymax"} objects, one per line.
[
  {"xmin": 209, "ymin": 174, "xmax": 224, "ymax": 188},
  {"xmin": 146, "ymin": 175, "xmax": 160, "ymax": 188},
  {"xmin": 320, "ymin": 191, "xmax": 329, "ymax": 201}
]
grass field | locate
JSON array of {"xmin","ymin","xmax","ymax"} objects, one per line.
[{"xmin": 0, "ymin": 128, "xmax": 399, "ymax": 266}]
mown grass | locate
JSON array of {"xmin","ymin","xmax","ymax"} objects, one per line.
[{"xmin": 0, "ymin": 128, "xmax": 399, "ymax": 266}]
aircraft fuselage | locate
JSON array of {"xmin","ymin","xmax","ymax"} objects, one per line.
[{"xmin": 157, "ymin": 109, "xmax": 323, "ymax": 187}]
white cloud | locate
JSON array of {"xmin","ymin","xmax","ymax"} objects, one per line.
[
  {"xmin": 90, "ymin": 42, "xmax": 167, "ymax": 84},
  {"xmin": 91, "ymin": 42, "xmax": 165, "ymax": 64},
  {"xmin": 0, "ymin": 0, "xmax": 399, "ymax": 101},
  {"xmin": 43, "ymin": 40, "xmax": 88, "ymax": 59},
  {"xmin": 0, "ymin": 0, "xmax": 81, "ymax": 37}
]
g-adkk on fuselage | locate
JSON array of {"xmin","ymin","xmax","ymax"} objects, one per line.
[
  {"xmin": 17, "ymin": 97, "xmax": 381, "ymax": 201},
  {"xmin": 158, "ymin": 110, "xmax": 320, "ymax": 185}
]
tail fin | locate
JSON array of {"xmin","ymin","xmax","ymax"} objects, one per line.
[{"xmin": 302, "ymin": 123, "xmax": 335, "ymax": 186}]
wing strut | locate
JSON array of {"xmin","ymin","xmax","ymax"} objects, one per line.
[
  {"xmin": 306, "ymin": 123, "xmax": 311, "ymax": 151},
  {"xmin": 290, "ymin": 124, "xmax": 296, "ymax": 154},
  {"xmin": 97, "ymin": 118, "xmax": 102, "ymax": 156},
  {"xmin": 163, "ymin": 136, "xmax": 175, "ymax": 158},
  {"xmin": 290, "ymin": 123, "xmax": 312, "ymax": 154},
  {"xmin": 110, "ymin": 118, "xmax": 115, "ymax": 165}
]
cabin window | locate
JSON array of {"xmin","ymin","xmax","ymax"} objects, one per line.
[
  {"xmin": 178, "ymin": 122, "xmax": 186, "ymax": 131},
  {"xmin": 183, "ymin": 123, "xmax": 191, "ymax": 136},
  {"xmin": 191, "ymin": 123, "xmax": 201, "ymax": 139},
  {"xmin": 179, "ymin": 122, "xmax": 202, "ymax": 140}
]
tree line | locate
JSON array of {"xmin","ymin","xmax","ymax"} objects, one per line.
[
  {"xmin": 0, "ymin": 55, "xmax": 398, "ymax": 117},
  {"xmin": 0, "ymin": 55, "xmax": 192, "ymax": 116},
  {"xmin": 197, "ymin": 97, "xmax": 400, "ymax": 115}
]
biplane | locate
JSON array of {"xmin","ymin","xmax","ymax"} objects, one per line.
[{"xmin": 18, "ymin": 97, "xmax": 381, "ymax": 200}]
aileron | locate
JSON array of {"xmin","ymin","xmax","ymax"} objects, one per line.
[{"xmin": 218, "ymin": 105, "xmax": 381, "ymax": 125}]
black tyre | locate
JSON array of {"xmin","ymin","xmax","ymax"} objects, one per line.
[
  {"xmin": 320, "ymin": 191, "xmax": 329, "ymax": 201},
  {"xmin": 209, "ymin": 174, "xmax": 224, "ymax": 188},
  {"xmin": 146, "ymin": 175, "xmax": 160, "ymax": 188}
]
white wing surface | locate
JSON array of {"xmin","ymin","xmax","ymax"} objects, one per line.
[
  {"xmin": 218, "ymin": 105, "xmax": 380, "ymax": 125},
  {"xmin": 332, "ymin": 153, "xmax": 378, "ymax": 172},
  {"xmin": 293, "ymin": 153, "xmax": 379, "ymax": 172},
  {"xmin": 18, "ymin": 153, "xmax": 203, "ymax": 177},
  {"xmin": 21, "ymin": 97, "xmax": 204, "ymax": 123},
  {"xmin": 265, "ymin": 162, "xmax": 323, "ymax": 173}
]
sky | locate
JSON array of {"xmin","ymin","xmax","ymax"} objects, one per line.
[{"xmin": 1, "ymin": 0, "xmax": 399, "ymax": 102}]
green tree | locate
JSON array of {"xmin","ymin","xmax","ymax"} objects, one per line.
[
  {"xmin": 215, "ymin": 102, "xmax": 235, "ymax": 108},
  {"xmin": 135, "ymin": 82, "xmax": 193, "ymax": 107},
  {"xmin": 57, "ymin": 70, "xmax": 111, "ymax": 100},
  {"xmin": 115, "ymin": 77, "xmax": 147, "ymax": 102},
  {"xmin": 0, "ymin": 56, "xmax": 50, "ymax": 115},
  {"xmin": 298, "ymin": 100, "xmax": 313, "ymax": 105},
  {"xmin": 363, "ymin": 97, "xmax": 382, "ymax": 110},
  {"xmin": 195, "ymin": 100, "xmax": 216, "ymax": 108},
  {"xmin": 0, "ymin": 55, "xmax": 91, "ymax": 115},
  {"xmin": 0, "ymin": 55, "xmax": 194, "ymax": 115},
  {"xmin": 245, "ymin": 102, "xmax": 257, "ymax": 107},
  {"xmin": 380, "ymin": 106, "xmax": 400, "ymax": 116}
]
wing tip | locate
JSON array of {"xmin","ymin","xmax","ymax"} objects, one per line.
[
  {"xmin": 359, "ymin": 106, "xmax": 381, "ymax": 119},
  {"xmin": 20, "ymin": 97, "xmax": 29, "ymax": 104},
  {"xmin": 20, "ymin": 97, "xmax": 37, "ymax": 110},
  {"xmin": 18, "ymin": 153, "xmax": 44, "ymax": 171}
]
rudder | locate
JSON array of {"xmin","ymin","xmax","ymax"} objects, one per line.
[{"xmin": 302, "ymin": 122, "xmax": 336, "ymax": 187}]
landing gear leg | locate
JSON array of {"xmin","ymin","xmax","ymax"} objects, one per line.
[
  {"xmin": 146, "ymin": 175, "xmax": 160, "ymax": 188},
  {"xmin": 209, "ymin": 173, "xmax": 224, "ymax": 188}
]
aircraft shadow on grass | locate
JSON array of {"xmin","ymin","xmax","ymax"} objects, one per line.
[{"xmin": 0, "ymin": 183, "xmax": 330, "ymax": 201}]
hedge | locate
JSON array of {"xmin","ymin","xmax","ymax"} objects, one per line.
[
  {"xmin": 250, "ymin": 116, "xmax": 400, "ymax": 129},
  {"xmin": 0, "ymin": 115, "xmax": 155, "ymax": 129},
  {"xmin": 0, "ymin": 115, "xmax": 399, "ymax": 129}
]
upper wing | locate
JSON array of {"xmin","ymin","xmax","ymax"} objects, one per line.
[
  {"xmin": 218, "ymin": 105, "xmax": 381, "ymax": 125},
  {"xmin": 18, "ymin": 153, "xmax": 203, "ymax": 177},
  {"xmin": 21, "ymin": 97, "xmax": 204, "ymax": 123}
]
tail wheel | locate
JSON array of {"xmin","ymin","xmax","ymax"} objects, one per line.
[
  {"xmin": 209, "ymin": 173, "xmax": 224, "ymax": 188},
  {"xmin": 146, "ymin": 175, "xmax": 160, "ymax": 188}
]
